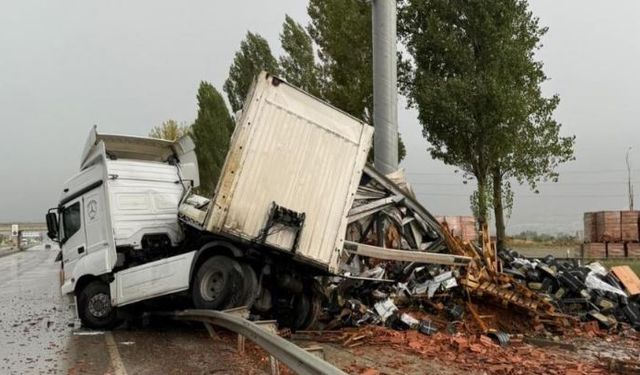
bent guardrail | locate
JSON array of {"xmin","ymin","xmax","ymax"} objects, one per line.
[{"xmin": 173, "ymin": 309, "xmax": 347, "ymax": 375}]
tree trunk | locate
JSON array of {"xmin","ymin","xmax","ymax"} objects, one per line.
[
  {"xmin": 492, "ymin": 169, "xmax": 506, "ymax": 252},
  {"xmin": 476, "ymin": 177, "xmax": 489, "ymax": 227}
]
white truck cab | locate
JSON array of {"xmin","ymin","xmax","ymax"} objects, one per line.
[
  {"xmin": 47, "ymin": 127, "xmax": 200, "ymax": 328},
  {"xmin": 46, "ymin": 73, "xmax": 375, "ymax": 330}
]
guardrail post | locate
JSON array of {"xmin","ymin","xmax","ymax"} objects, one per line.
[
  {"xmin": 204, "ymin": 322, "xmax": 219, "ymax": 340},
  {"xmin": 253, "ymin": 320, "xmax": 280, "ymax": 375},
  {"xmin": 269, "ymin": 356, "xmax": 280, "ymax": 375}
]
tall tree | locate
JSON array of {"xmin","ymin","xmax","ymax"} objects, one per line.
[
  {"xmin": 279, "ymin": 15, "xmax": 322, "ymax": 96},
  {"xmin": 306, "ymin": 0, "xmax": 405, "ymax": 161},
  {"xmin": 149, "ymin": 119, "xmax": 189, "ymax": 141},
  {"xmin": 399, "ymin": 0, "xmax": 574, "ymax": 240},
  {"xmin": 491, "ymin": 94, "xmax": 574, "ymax": 250},
  {"xmin": 223, "ymin": 32, "xmax": 279, "ymax": 113},
  {"xmin": 192, "ymin": 81, "xmax": 235, "ymax": 197},
  {"xmin": 307, "ymin": 0, "xmax": 372, "ymax": 121},
  {"xmin": 225, "ymin": 5, "xmax": 406, "ymax": 163}
]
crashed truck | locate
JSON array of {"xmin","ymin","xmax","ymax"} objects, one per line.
[{"xmin": 45, "ymin": 72, "xmax": 468, "ymax": 329}]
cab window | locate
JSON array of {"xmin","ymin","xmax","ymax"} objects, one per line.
[{"xmin": 62, "ymin": 202, "xmax": 81, "ymax": 240}]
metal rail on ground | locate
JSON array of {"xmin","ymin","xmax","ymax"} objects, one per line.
[{"xmin": 173, "ymin": 309, "xmax": 347, "ymax": 375}]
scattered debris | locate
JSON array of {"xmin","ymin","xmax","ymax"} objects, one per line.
[
  {"xmin": 487, "ymin": 330, "xmax": 510, "ymax": 347},
  {"xmin": 318, "ymin": 202, "xmax": 640, "ymax": 361},
  {"xmin": 373, "ymin": 299, "xmax": 397, "ymax": 323},
  {"xmin": 417, "ymin": 320, "xmax": 437, "ymax": 336},
  {"xmin": 610, "ymin": 265, "xmax": 640, "ymax": 296},
  {"xmin": 599, "ymin": 356, "xmax": 640, "ymax": 375},
  {"xmin": 299, "ymin": 170, "xmax": 640, "ymax": 374},
  {"xmin": 497, "ymin": 250, "xmax": 640, "ymax": 329}
]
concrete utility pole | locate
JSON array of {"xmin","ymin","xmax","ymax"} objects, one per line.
[
  {"xmin": 627, "ymin": 147, "xmax": 634, "ymax": 211},
  {"xmin": 372, "ymin": 0, "xmax": 399, "ymax": 175},
  {"xmin": 10, "ymin": 224, "xmax": 20, "ymax": 249}
]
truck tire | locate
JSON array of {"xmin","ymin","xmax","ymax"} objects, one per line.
[
  {"xmin": 78, "ymin": 280, "xmax": 120, "ymax": 330},
  {"xmin": 292, "ymin": 281, "xmax": 323, "ymax": 330},
  {"xmin": 192, "ymin": 256, "xmax": 243, "ymax": 310},
  {"xmin": 237, "ymin": 263, "xmax": 258, "ymax": 308}
]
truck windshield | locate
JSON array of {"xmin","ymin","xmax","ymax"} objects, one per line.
[{"xmin": 61, "ymin": 202, "xmax": 81, "ymax": 241}]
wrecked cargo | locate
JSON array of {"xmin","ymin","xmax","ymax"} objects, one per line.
[{"xmin": 45, "ymin": 72, "xmax": 456, "ymax": 330}]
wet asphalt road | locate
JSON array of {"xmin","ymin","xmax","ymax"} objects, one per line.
[
  {"xmin": 0, "ymin": 246, "xmax": 269, "ymax": 374},
  {"xmin": 0, "ymin": 244, "xmax": 74, "ymax": 374}
]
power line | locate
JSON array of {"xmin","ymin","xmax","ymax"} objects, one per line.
[{"xmin": 415, "ymin": 192, "xmax": 627, "ymax": 198}]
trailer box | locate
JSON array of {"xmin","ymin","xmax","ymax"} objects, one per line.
[{"xmin": 200, "ymin": 73, "xmax": 373, "ymax": 273}]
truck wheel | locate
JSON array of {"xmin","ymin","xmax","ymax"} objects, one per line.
[
  {"xmin": 192, "ymin": 256, "xmax": 242, "ymax": 310},
  {"xmin": 292, "ymin": 281, "xmax": 323, "ymax": 330},
  {"xmin": 78, "ymin": 280, "xmax": 120, "ymax": 330},
  {"xmin": 238, "ymin": 263, "xmax": 258, "ymax": 308}
]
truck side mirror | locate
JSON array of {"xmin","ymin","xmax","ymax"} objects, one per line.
[{"xmin": 46, "ymin": 212, "xmax": 59, "ymax": 240}]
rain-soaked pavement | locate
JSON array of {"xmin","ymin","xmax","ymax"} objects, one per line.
[
  {"xmin": 0, "ymin": 245, "xmax": 269, "ymax": 374},
  {"xmin": 0, "ymin": 244, "xmax": 74, "ymax": 374}
]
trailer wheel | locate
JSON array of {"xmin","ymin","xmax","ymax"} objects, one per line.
[
  {"xmin": 192, "ymin": 256, "xmax": 242, "ymax": 310},
  {"xmin": 78, "ymin": 280, "xmax": 120, "ymax": 330}
]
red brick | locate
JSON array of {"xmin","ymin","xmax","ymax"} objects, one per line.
[{"xmin": 596, "ymin": 211, "xmax": 621, "ymax": 242}]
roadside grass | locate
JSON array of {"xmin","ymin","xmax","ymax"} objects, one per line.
[
  {"xmin": 506, "ymin": 238, "xmax": 582, "ymax": 258},
  {"xmin": 599, "ymin": 259, "xmax": 640, "ymax": 276},
  {"xmin": 508, "ymin": 244, "xmax": 580, "ymax": 258}
]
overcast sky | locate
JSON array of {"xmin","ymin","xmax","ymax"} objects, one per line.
[{"xmin": 1, "ymin": 1, "xmax": 639, "ymax": 235}]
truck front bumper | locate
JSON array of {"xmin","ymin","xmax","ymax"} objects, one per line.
[{"xmin": 61, "ymin": 279, "xmax": 74, "ymax": 295}]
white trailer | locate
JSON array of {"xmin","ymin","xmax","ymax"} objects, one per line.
[
  {"xmin": 46, "ymin": 72, "xmax": 374, "ymax": 329},
  {"xmin": 181, "ymin": 73, "xmax": 373, "ymax": 273}
]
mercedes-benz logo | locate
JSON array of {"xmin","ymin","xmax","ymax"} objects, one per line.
[{"xmin": 87, "ymin": 200, "xmax": 98, "ymax": 219}]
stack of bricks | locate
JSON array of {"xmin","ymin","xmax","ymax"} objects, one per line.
[
  {"xmin": 595, "ymin": 211, "xmax": 622, "ymax": 242},
  {"xmin": 583, "ymin": 212, "xmax": 597, "ymax": 243},
  {"xmin": 621, "ymin": 211, "xmax": 640, "ymax": 242},
  {"xmin": 583, "ymin": 242, "xmax": 606, "ymax": 258},
  {"xmin": 628, "ymin": 243, "xmax": 640, "ymax": 257},
  {"xmin": 583, "ymin": 211, "xmax": 640, "ymax": 259}
]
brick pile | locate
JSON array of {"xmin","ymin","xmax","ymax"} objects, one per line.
[
  {"xmin": 337, "ymin": 326, "xmax": 611, "ymax": 375},
  {"xmin": 583, "ymin": 211, "xmax": 640, "ymax": 259}
]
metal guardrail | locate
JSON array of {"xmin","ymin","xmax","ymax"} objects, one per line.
[{"xmin": 173, "ymin": 309, "xmax": 347, "ymax": 375}]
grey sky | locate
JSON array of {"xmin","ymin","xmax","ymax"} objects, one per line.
[{"xmin": 1, "ymin": 1, "xmax": 639, "ymax": 235}]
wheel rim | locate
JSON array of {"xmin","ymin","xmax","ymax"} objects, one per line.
[
  {"xmin": 200, "ymin": 269, "xmax": 224, "ymax": 302},
  {"xmin": 88, "ymin": 293, "xmax": 111, "ymax": 318}
]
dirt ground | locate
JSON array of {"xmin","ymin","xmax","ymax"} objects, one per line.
[{"xmin": 290, "ymin": 325, "xmax": 640, "ymax": 375}]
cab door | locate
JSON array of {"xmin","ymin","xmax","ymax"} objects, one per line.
[
  {"xmin": 83, "ymin": 187, "xmax": 113, "ymax": 262},
  {"xmin": 60, "ymin": 197, "xmax": 87, "ymax": 283}
]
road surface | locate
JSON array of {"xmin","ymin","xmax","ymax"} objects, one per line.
[
  {"xmin": 0, "ymin": 245, "xmax": 269, "ymax": 374},
  {"xmin": 0, "ymin": 244, "xmax": 72, "ymax": 374}
]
